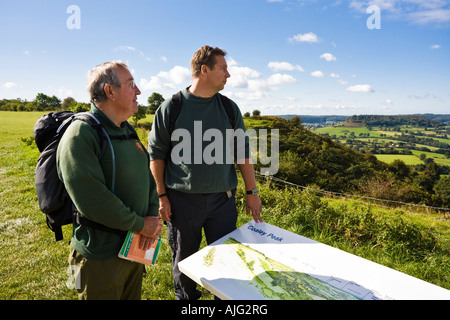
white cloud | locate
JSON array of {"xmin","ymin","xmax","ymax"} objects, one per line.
[
  {"xmin": 228, "ymin": 65, "xmax": 261, "ymax": 88},
  {"xmin": 226, "ymin": 90, "xmax": 268, "ymax": 101},
  {"xmin": 311, "ymin": 70, "xmax": 325, "ymax": 78},
  {"xmin": 267, "ymin": 73, "xmax": 297, "ymax": 85},
  {"xmin": 408, "ymin": 9, "xmax": 450, "ymax": 25},
  {"xmin": 57, "ymin": 88, "xmax": 74, "ymax": 97},
  {"xmin": 115, "ymin": 45, "xmax": 152, "ymax": 61},
  {"xmin": 349, "ymin": 1, "xmax": 450, "ymax": 26},
  {"xmin": 226, "ymin": 60, "xmax": 300, "ymax": 105},
  {"xmin": 140, "ymin": 76, "xmax": 175, "ymax": 91},
  {"xmin": 268, "ymin": 61, "xmax": 304, "ymax": 72},
  {"xmin": 430, "ymin": 44, "xmax": 441, "ymax": 49},
  {"xmin": 289, "ymin": 32, "xmax": 319, "ymax": 43},
  {"xmin": 320, "ymin": 53, "xmax": 337, "ymax": 61},
  {"xmin": 115, "ymin": 45, "xmax": 136, "ymax": 51},
  {"xmin": 408, "ymin": 93, "xmax": 437, "ymax": 100},
  {"xmin": 227, "ymin": 57, "xmax": 238, "ymax": 66},
  {"xmin": 330, "ymin": 73, "xmax": 340, "ymax": 78},
  {"xmin": 345, "ymin": 84, "xmax": 374, "ymax": 93},
  {"xmin": 140, "ymin": 66, "xmax": 190, "ymax": 91},
  {"xmin": 2, "ymin": 82, "xmax": 17, "ymax": 89},
  {"xmin": 247, "ymin": 79, "xmax": 272, "ymax": 92},
  {"xmin": 157, "ymin": 66, "xmax": 191, "ymax": 84}
]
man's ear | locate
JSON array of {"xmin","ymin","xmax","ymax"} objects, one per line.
[
  {"xmin": 201, "ymin": 65, "xmax": 209, "ymax": 75},
  {"xmin": 104, "ymin": 83, "xmax": 114, "ymax": 100}
]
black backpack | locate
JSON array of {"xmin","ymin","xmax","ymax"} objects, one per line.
[
  {"xmin": 169, "ymin": 91, "xmax": 236, "ymax": 135},
  {"xmin": 34, "ymin": 111, "xmax": 137, "ymax": 241}
]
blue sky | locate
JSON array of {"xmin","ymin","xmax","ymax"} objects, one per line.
[{"xmin": 0, "ymin": 0, "xmax": 449, "ymax": 116}]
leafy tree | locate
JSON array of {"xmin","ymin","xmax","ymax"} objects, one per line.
[
  {"xmin": 252, "ymin": 109, "xmax": 261, "ymax": 117},
  {"xmin": 132, "ymin": 104, "xmax": 147, "ymax": 125},
  {"xmin": 414, "ymin": 161, "xmax": 441, "ymax": 193},
  {"xmin": 61, "ymin": 97, "xmax": 77, "ymax": 110},
  {"xmin": 434, "ymin": 176, "xmax": 450, "ymax": 207},
  {"xmin": 289, "ymin": 116, "xmax": 302, "ymax": 127},
  {"xmin": 388, "ymin": 159, "xmax": 410, "ymax": 181},
  {"xmin": 35, "ymin": 93, "xmax": 61, "ymax": 111},
  {"xmin": 147, "ymin": 92, "xmax": 165, "ymax": 114},
  {"xmin": 73, "ymin": 102, "xmax": 90, "ymax": 113}
]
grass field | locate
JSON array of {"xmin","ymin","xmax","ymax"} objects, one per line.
[
  {"xmin": 314, "ymin": 126, "xmax": 381, "ymax": 137},
  {"xmin": 1, "ymin": 111, "xmax": 449, "ymax": 300},
  {"xmin": 374, "ymin": 154, "xmax": 424, "ymax": 165}
]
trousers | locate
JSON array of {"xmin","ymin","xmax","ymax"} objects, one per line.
[
  {"xmin": 166, "ymin": 188, "xmax": 238, "ymax": 300},
  {"xmin": 68, "ymin": 244, "xmax": 145, "ymax": 300}
]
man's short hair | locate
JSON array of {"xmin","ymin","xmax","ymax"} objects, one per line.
[
  {"xmin": 87, "ymin": 61, "xmax": 128, "ymax": 104},
  {"xmin": 191, "ymin": 45, "xmax": 227, "ymax": 78}
]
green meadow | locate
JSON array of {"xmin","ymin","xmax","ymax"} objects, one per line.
[
  {"xmin": 313, "ymin": 124, "xmax": 450, "ymax": 168},
  {"xmin": 1, "ymin": 111, "xmax": 449, "ymax": 299}
]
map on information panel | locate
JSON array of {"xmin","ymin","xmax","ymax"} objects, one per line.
[{"xmin": 178, "ymin": 221, "xmax": 450, "ymax": 300}]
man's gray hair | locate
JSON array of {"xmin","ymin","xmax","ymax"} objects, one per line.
[{"xmin": 86, "ymin": 61, "xmax": 128, "ymax": 103}]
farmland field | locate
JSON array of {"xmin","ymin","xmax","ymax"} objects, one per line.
[
  {"xmin": 375, "ymin": 154, "xmax": 424, "ymax": 165},
  {"xmin": 312, "ymin": 123, "xmax": 450, "ymax": 167}
]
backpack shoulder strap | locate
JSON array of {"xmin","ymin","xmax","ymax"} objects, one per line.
[
  {"xmin": 73, "ymin": 112, "xmax": 116, "ymax": 193},
  {"xmin": 72, "ymin": 112, "xmax": 109, "ymax": 157},
  {"xmin": 169, "ymin": 91, "xmax": 183, "ymax": 135},
  {"xmin": 218, "ymin": 93, "xmax": 236, "ymax": 128}
]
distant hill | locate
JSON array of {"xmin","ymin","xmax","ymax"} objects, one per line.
[
  {"xmin": 276, "ymin": 114, "xmax": 450, "ymax": 126},
  {"xmin": 346, "ymin": 115, "xmax": 445, "ymax": 128},
  {"xmin": 419, "ymin": 114, "xmax": 450, "ymax": 124},
  {"xmin": 278, "ymin": 115, "xmax": 348, "ymax": 125}
]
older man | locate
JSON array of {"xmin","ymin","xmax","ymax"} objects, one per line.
[
  {"xmin": 57, "ymin": 61, "xmax": 162, "ymax": 300},
  {"xmin": 148, "ymin": 46, "xmax": 262, "ymax": 300}
]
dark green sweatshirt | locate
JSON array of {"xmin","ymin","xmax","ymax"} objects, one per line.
[
  {"xmin": 57, "ymin": 106, "xmax": 158, "ymax": 260},
  {"xmin": 148, "ymin": 88, "xmax": 250, "ymax": 193}
]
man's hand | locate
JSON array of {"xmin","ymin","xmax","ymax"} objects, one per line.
[
  {"xmin": 140, "ymin": 215, "xmax": 163, "ymax": 242},
  {"xmin": 246, "ymin": 195, "xmax": 263, "ymax": 223},
  {"xmin": 158, "ymin": 196, "xmax": 172, "ymax": 221},
  {"xmin": 139, "ymin": 235, "xmax": 158, "ymax": 251}
]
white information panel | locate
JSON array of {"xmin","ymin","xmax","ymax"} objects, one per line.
[{"xmin": 179, "ymin": 221, "xmax": 450, "ymax": 300}]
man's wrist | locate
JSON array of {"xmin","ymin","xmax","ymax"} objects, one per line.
[{"xmin": 246, "ymin": 188, "xmax": 258, "ymax": 195}]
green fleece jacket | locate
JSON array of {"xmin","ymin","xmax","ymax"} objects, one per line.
[
  {"xmin": 57, "ymin": 106, "xmax": 158, "ymax": 260},
  {"xmin": 148, "ymin": 88, "xmax": 249, "ymax": 193}
]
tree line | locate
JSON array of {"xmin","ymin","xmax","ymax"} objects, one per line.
[
  {"xmin": 347, "ymin": 114, "xmax": 444, "ymax": 128},
  {"xmin": 0, "ymin": 94, "xmax": 90, "ymax": 113},
  {"xmin": 0, "ymin": 92, "xmax": 167, "ymax": 125}
]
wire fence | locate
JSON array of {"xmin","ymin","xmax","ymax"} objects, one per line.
[{"xmin": 253, "ymin": 171, "xmax": 450, "ymax": 221}]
